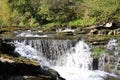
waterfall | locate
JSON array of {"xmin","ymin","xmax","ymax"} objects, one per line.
[
  {"xmin": 65, "ymin": 40, "xmax": 93, "ymax": 70},
  {"xmin": 15, "ymin": 41, "xmax": 40, "ymax": 60},
  {"xmin": 98, "ymin": 39, "xmax": 120, "ymax": 74},
  {"xmin": 15, "ymin": 39, "xmax": 75, "ymax": 66},
  {"xmin": 53, "ymin": 40, "xmax": 118, "ymax": 80},
  {"xmin": 14, "ymin": 39, "xmax": 119, "ymax": 80}
]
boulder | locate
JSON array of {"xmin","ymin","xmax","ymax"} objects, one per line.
[
  {"xmin": 8, "ymin": 75, "xmax": 65, "ymax": 80},
  {"xmin": 116, "ymin": 28, "xmax": 120, "ymax": 34},
  {"xmin": 0, "ymin": 42, "xmax": 15, "ymax": 53},
  {"xmin": 40, "ymin": 66, "xmax": 65, "ymax": 80},
  {"xmin": 105, "ymin": 75, "xmax": 120, "ymax": 80},
  {"xmin": 0, "ymin": 54, "xmax": 40, "ymax": 75},
  {"xmin": 105, "ymin": 22, "xmax": 112, "ymax": 28},
  {"xmin": 0, "ymin": 54, "xmax": 65, "ymax": 80},
  {"xmin": 92, "ymin": 58, "xmax": 99, "ymax": 70},
  {"xmin": 0, "ymin": 39, "xmax": 19, "ymax": 57}
]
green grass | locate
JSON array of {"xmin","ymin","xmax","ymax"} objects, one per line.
[
  {"xmin": 68, "ymin": 18, "xmax": 96, "ymax": 27},
  {"xmin": 68, "ymin": 19, "xmax": 84, "ymax": 26},
  {"xmin": 85, "ymin": 17, "xmax": 96, "ymax": 26}
]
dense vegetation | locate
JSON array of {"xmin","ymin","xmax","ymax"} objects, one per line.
[{"xmin": 0, "ymin": 0, "xmax": 120, "ymax": 27}]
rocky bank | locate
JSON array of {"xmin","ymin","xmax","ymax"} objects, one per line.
[{"xmin": 0, "ymin": 39, "xmax": 65, "ymax": 80}]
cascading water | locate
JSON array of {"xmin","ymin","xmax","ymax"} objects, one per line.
[
  {"xmin": 14, "ymin": 39, "xmax": 119, "ymax": 80},
  {"xmin": 16, "ymin": 30, "xmax": 40, "ymax": 37},
  {"xmin": 66, "ymin": 41, "xmax": 92, "ymax": 70},
  {"xmin": 14, "ymin": 40, "xmax": 50, "ymax": 66},
  {"xmin": 15, "ymin": 39, "xmax": 74, "ymax": 66},
  {"xmin": 98, "ymin": 39, "xmax": 120, "ymax": 74},
  {"xmin": 52, "ymin": 40, "xmax": 118, "ymax": 80}
]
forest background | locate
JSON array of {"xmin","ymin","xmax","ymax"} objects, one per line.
[{"xmin": 0, "ymin": 0, "xmax": 120, "ymax": 27}]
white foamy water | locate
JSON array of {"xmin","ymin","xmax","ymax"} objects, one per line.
[
  {"xmin": 66, "ymin": 41, "xmax": 92, "ymax": 70},
  {"xmin": 16, "ymin": 30, "xmax": 40, "ymax": 37},
  {"xmin": 106, "ymin": 39, "xmax": 118, "ymax": 50},
  {"xmin": 56, "ymin": 28, "xmax": 75, "ymax": 32},
  {"xmin": 15, "ymin": 41, "xmax": 40, "ymax": 60},
  {"xmin": 54, "ymin": 67, "xmax": 117, "ymax": 80},
  {"xmin": 14, "ymin": 40, "xmax": 119, "ymax": 80},
  {"xmin": 53, "ymin": 41, "xmax": 117, "ymax": 80},
  {"xmin": 16, "ymin": 30, "xmax": 50, "ymax": 37},
  {"xmin": 14, "ymin": 41, "xmax": 50, "ymax": 66}
]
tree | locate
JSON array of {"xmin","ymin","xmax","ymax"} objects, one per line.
[
  {"xmin": 48, "ymin": 0, "xmax": 77, "ymax": 22},
  {"xmin": 8, "ymin": 0, "xmax": 39, "ymax": 26},
  {"xmin": 0, "ymin": 0, "xmax": 12, "ymax": 26},
  {"xmin": 0, "ymin": 0, "xmax": 119, "ymax": 26},
  {"xmin": 81, "ymin": 0, "xmax": 120, "ymax": 24}
]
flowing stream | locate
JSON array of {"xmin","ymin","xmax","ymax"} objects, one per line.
[{"xmin": 14, "ymin": 39, "xmax": 119, "ymax": 80}]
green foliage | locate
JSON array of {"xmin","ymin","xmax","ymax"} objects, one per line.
[
  {"xmin": 91, "ymin": 46, "xmax": 105, "ymax": 57},
  {"xmin": 117, "ymin": 44, "xmax": 120, "ymax": 48},
  {"xmin": 0, "ymin": 0, "xmax": 119, "ymax": 26},
  {"xmin": 18, "ymin": 22, "xmax": 24, "ymax": 26},
  {"xmin": 0, "ymin": 18, "xmax": 2, "ymax": 25},
  {"xmin": 48, "ymin": 0, "xmax": 76, "ymax": 22},
  {"xmin": 68, "ymin": 19, "xmax": 84, "ymax": 26},
  {"xmin": 85, "ymin": 17, "xmax": 96, "ymax": 26},
  {"xmin": 0, "ymin": 0, "xmax": 11, "ymax": 26},
  {"xmin": 81, "ymin": 0, "xmax": 120, "ymax": 24},
  {"xmin": 38, "ymin": 0, "xmax": 52, "ymax": 21},
  {"xmin": 26, "ymin": 18, "xmax": 39, "ymax": 27}
]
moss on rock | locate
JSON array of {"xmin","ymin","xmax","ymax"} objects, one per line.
[{"xmin": 0, "ymin": 54, "xmax": 40, "ymax": 66}]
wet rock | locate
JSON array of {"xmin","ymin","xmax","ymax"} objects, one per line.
[
  {"xmin": 56, "ymin": 31, "xmax": 74, "ymax": 36},
  {"xmin": 41, "ymin": 66, "xmax": 65, "ymax": 80},
  {"xmin": 0, "ymin": 54, "xmax": 64, "ymax": 80},
  {"xmin": 0, "ymin": 42, "xmax": 15, "ymax": 53},
  {"xmin": 89, "ymin": 40, "xmax": 108, "ymax": 46},
  {"xmin": 104, "ymin": 22, "xmax": 113, "ymax": 28},
  {"xmin": 8, "ymin": 74, "xmax": 65, "ymax": 80},
  {"xmin": 23, "ymin": 75, "xmax": 51, "ymax": 80},
  {"xmin": 84, "ymin": 21, "xmax": 120, "ymax": 35},
  {"xmin": 9, "ymin": 76, "xmax": 24, "ymax": 80},
  {"xmin": 3, "ymin": 38, "xmax": 14, "ymax": 43},
  {"xmin": 105, "ymin": 75, "xmax": 120, "ymax": 80},
  {"xmin": 0, "ymin": 54, "xmax": 40, "ymax": 75},
  {"xmin": 0, "ymin": 30, "xmax": 8, "ymax": 34},
  {"xmin": 116, "ymin": 28, "xmax": 120, "ymax": 34},
  {"xmin": 99, "ymin": 54, "xmax": 120, "ymax": 76},
  {"xmin": 0, "ymin": 39, "xmax": 19, "ymax": 57},
  {"xmin": 92, "ymin": 58, "xmax": 99, "ymax": 70}
]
